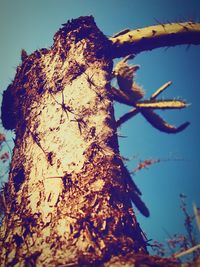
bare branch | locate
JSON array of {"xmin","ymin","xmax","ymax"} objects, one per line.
[
  {"xmin": 173, "ymin": 244, "xmax": 200, "ymax": 258},
  {"xmin": 116, "ymin": 106, "xmax": 190, "ymax": 132},
  {"xmin": 150, "ymin": 81, "xmax": 172, "ymax": 100},
  {"xmin": 193, "ymin": 203, "xmax": 200, "ymax": 232},
  {"xmin": 111, "ymin": 86, "xmax": 136, "ymax": 106},
  {"xmin": 140, "ymin": 109, "xmax": 190, "ymax": 134},
  {"xmin": 110, "ymin": 22, "xmax": 200, "ymax": 58},
  {"xmin": 136, "ymin": 99, "xmax": 188, "ymax": 109},
  {"xmin": 117, "ymin": 108, "xmax": 139, "ymax": 127},
  {"xmin": 112, "ymin": 82, "xmax": 187, "ymax": 109},
  {"xmin": 115, "ymin": 79, "xmax": 189, "ymax": 133},
  {"xmin": 122, "ymin": 165, "xmax": 150, "ymax": 217}
]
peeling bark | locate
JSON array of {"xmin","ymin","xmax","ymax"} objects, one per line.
[
  {"xmin": 0, "ymin": 16, "xmax": 149, "ymax": 266},
  {"xmin": 0, "ymin": 15, "xmax": 197, "ymax": 267}
]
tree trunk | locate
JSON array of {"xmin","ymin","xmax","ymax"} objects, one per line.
[
  {"xmin": 2, "ymin": 15, "xmax": 195, "ymax": 267},
  {"xmin": 0, "ymin": 16, "xmax": 150, "ymax": 266}
]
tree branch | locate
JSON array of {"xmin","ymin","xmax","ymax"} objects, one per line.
[
  {"xmin": 140, "ymin": 109, "xmax": 190, "ymax": 134},
  {"xmin": 117, "ymin": 108, "xmax": 139, "ymax": 127},
  {"xmin": 173, "ymin": 244, "xmax": 200, "ymax": 258},
  {"xmin": 115, "ymin": 80, "xmax": 190, "ymax": 133},
  {"xmin": 136, "ymin": 99, "xmax": 188, "ymax": 109},
  {"xmin": 110, "ymin": 22, "xmax": 200, "ymax": 58},
  {"xmin": 117, "ymin": 103, "xmax": 190, "ymax": 133},
  {"xmin": 150, "ymin": 81, "xmax": 172, "ymax": 100},
  {"xmin": 111, "ymin": 86, "xmax": 136, "ymax": 106}
]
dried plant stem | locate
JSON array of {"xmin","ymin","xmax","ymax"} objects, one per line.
[
  {"xmin": 136, "ymin": 99, "xmax": 187, "ymax": 109},
  {"xmin": 116, "ymin": 81, "xmax": 189, "ymax": 132},
  {"xmin": 173, "ymin": 244, "xmax": 200, "ymax": 258},
  {"xmin": 193, "ymin": 203, "xmax": 200, "ymax": 232},
  {"xmin": 150, "ymin": 81, "xmax": 172, "ymax": 100},
  {"xmin": 117, "ymin": 108, "xmax": 139, "ymax": 127}
]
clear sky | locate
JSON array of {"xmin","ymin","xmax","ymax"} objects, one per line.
[{"xmin": 0, "ymin": 0, "xmax": 200, "ymax": 255}]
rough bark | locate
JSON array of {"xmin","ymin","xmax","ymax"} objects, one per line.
[
  {"xmin": 0, "ymin": 16, "xmax": 150, "ymax": 266},
  {"xmin": 110, "ymin": 22, "xmax": 200, "ymax": 57},
  {"xmin": 1, "ymin": 16, "xmax": 197, "ymax": 267}
]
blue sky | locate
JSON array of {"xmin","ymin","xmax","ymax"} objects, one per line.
[{"xmin": 0, "ymin": 0, "xmax": 200, "ymax": 254}]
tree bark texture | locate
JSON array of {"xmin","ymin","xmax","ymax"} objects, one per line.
[{"xmin": 0, "ymin": 16, "xmax": 151, "ymax": 266}]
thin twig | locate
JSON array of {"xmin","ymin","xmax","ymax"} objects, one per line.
[
  {"xmin": 150, "ymin": 81, "xmax": 172, "ymax": 100},
  {"xmin": 173, "ymin": 244, "xmax": 200, "ymax": 258},
  {"xmin": 193, "ymin": 203, "xmax": 200, "ymax": 232},
  {"xmin": 117, "ymin": 108, "xmax": 139, "ymax": 127}
]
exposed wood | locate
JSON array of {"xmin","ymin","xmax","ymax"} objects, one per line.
[
  {"xmin": 0, "ymin": 16, "xmax": 148, "ymax": 266},
  {"xmin": 0, "ymin": 15, "xmax": 198, "ymax": 266}
]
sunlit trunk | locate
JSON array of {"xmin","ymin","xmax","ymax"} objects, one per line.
[{"xmin": 0, "ymin": 16, "xmax": 147, "ymax": 266}]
